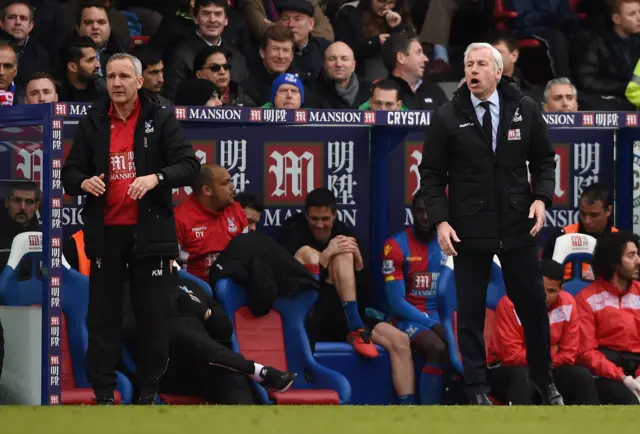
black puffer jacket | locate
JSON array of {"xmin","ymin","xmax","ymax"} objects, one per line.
[
  {"xmin": 419, "ymin": 79, "xmax": 556, "ymax": 253},
  {"xmin": 61, "ymin": 92, "xmax": 199, "ymax": 259}
]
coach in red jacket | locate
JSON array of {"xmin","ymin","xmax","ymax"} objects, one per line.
[
  {"xmin": 487, "ymin": 259, "xmax": 599, "ymax": 405},
  {"xmin": 577, "ymin": 231, "xmax": 640, "ymax": 405},
  {"xmin": 175, "ymin": 164, "xmax": 248, "ymax": 281}
]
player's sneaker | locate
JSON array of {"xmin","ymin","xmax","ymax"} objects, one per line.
[
  {"xmin": 259, "ymin": 366, "xmax": 296, "ymax": 392},
  {"xmin": 347, "ymin": 328, "xmax": 379, "ymax": 358}
]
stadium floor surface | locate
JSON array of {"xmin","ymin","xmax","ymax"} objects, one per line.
[{"xmin": 1, "ymin": 405, "xmax": 637, "ymax": 433}]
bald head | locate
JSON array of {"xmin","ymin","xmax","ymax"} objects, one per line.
[
  {"xmin": 193, "ymin": 163, "xmax": 235, "ymax": 210},
  {"xmin": 324, "ymin": 42, "xmax": 355, "ymax": 85}
]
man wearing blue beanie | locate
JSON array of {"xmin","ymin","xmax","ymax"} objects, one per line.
[{"xmin": 261, "ymin": 72, "xmax": 304, "ymax": 109}]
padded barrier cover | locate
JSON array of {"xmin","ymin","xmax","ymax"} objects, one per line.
[{"xmin": 552, "ymin": 233, "xmax": 597, "ymax": 296}]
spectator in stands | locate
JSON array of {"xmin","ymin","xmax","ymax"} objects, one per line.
[
  {"xmin": 175, "ymin": 77, "xmax": 223, "ymax": 106},
  {"xmin": 234, "ymin": 191, "xmax": 263, "ymax": 231},
  {"xmin": 277, "ymin": 0, "xmax": 329, "ymax": 84},
  {"xmin": 129, "ymin": 44, "xmax": 171, "ymax": 107},
  {"xmin": 382, "ymin": 195, "xmax": 448, "ymax": 404},
  {"xmin": 262, "ymin": 72, "xmax": 304, "ymax": 108},
  {"xmin": 0, "ymin": 1, "xmax": 49, "ymax": 88},
  {"xmin": 57, "ymin": 36, "xmax": 106, "ymax": 103},
  {"xmin": 577, "ymin": 0, "xmax": 640, "ymax": 111},
  {"xmin": 382, "ymin": 33, "xmax": 447, "ymax": 110},
  {"xmin": 312, "ymin": 41, "xmax": 371, "ymax": 109},
  {"xmin": 626, "ymin": 57, "xmax": 640, "ymax": 106},
  {"xmin": 487, "ymin": 259, "xmax": 600, "ymax": 405},
  {"xmin": 278, "ymin": 188, "xmax": 379, "ymax": 359},
  {"xmin": 242, "ymin": 0, "xmax": 334, "ymax": 43},
  {"xmin": 576, "ymin": 231, "xmax": 640, "ymax": 404},
  {"xmin": 23, "ymin": 72, "xmax": 58, "ymax": 104},
  {"xmin": 417, "ymin": 0, "xmax": 459, "ymax": 76},
  {"xmin": 359, "ymin": 78, "xmax": 403, "ymax": 110},
  {"xmin": 243, "ymin": 25, "xmax": 295, "ymax": 106},
  {"xmin": 62, "ymin": 0, "xmax": 131, "ymax": 46},
  {"xmin": 75, "ymin": 1, "xmax": 132, "ymax": 76},
  {"xmin": 149, "ymin": 0, "xmax": 196, "ymax": 61},
  {"xmin": 163, "ymin": 0, "xmax": 249, "ymax": 101},
  {"xmin": 512, "ymin": 0, "xmax": 581, "ymax": 79},
  {"xmin": 0, "ymin": 40, "xmax": 20, "ymax": 106},
  {"xmin": 543, "ymin": 77, "xmax": 579, "ymax": 112},
  {"xmin": 487, "ymin": 31, "xmax": 542, "ymax": 103},
  {"xmin": 334, "ymin": 0, "xmax": 414, "ymax": 81},
  {"xmin": 175, "ymin": 164, "xmax": 248, "ymax": 282},
  {"xmin": 543, "ymin": 183, "xmax": 618, "ymax": 281},
  {"xmin": 0, "ymin": 180, "xmax": 40, "ymax": 271},
  {"xmin": 194, "ymin": 46, "xmax": 255, "ymax": 106}
]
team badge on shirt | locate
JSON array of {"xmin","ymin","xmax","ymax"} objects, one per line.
[
  {"xmin": 227, "ymin": 217, "xmax": 238, "ymax": 233},
  {"xmin": 382, "ymin": 260, "xmax": 394, "ymax": 275}
]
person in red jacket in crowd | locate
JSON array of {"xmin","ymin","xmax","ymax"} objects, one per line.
[
  {"xmin": 577, "ymin": 231, "xmax": 640, "ymax": 405},
  {"xmin": 175, "ymin": 164, "xmax": 248, "ymax": 281},
  {"xmin": 487, "ymin": 259, "xmax": 600, "ymax": 405}
]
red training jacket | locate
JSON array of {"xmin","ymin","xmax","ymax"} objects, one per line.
[
  {"xmin": 487, "ymin": 291, "xmax": 579, "ymax": 368},
  {"xmin": 576, "ymin": 279, "xmax": 640, "ymax": 380}
]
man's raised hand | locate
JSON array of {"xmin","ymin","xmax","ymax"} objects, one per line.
[{"xmin": 81, "ymin": 174, "xmax": 106, "ymax": 197}]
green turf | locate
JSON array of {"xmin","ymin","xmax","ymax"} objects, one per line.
[{"xmin": 0, "ymin": 406, "xmax": 637, "ymax": 434}]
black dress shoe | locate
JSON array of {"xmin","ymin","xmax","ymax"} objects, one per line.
[
  {"xmin": 534, "ymin": 383, "xmax": 565, "ymax": 405},
  {"xmin": 137, "ymin": 394, "xmax": 158, "ymax": 405},
  {"xmin": 94, "ymin": 397, "xmax": 115, "ymax": 405},
  {"xmin": 471, "ymin": 394, "xmax": 494, "ymax": 406}
]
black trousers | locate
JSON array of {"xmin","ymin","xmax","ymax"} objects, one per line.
[
  {"xmin": 594, "ymin": 348, "xmax": 640, "ymax": 405},
  {"xmin": 454, "ymin": 245, "xmax": 551, "ymax": 396},
  {"xmin": 489, "ymin": 365, "xmax": 600, "ymax": 405},
  {"xmin": 86, "ymin": 226, "xmax": 171, "ymax": 398},
  {"xmin": 160, "ymin": 316, "xmax": 256, "ymax": 404}
]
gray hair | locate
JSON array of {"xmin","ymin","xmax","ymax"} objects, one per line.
[
  {"xmin": 543, "ymin": 77, "xmax": 578, "ymax": 103},
  {"xmin": 106, "ymin": 53, "xmax": 143, "ymax": 77},
  {"xmin": 463, "ymin": 42, "xmax": 503, "ymax": 73}
]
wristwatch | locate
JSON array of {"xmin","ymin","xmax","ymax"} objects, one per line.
[{"xmin": 156, "ymin": 172, "xmax": 164, "ymax": 186}]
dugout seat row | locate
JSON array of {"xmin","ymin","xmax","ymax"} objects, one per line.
[{"xmin": 0, "ymin": 232, "xmax": 133, "ymax": 404}]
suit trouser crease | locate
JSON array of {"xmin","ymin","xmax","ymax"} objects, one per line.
[
  {"xmin": 454, "ymin": 245, "xmax": 551, "ymax": 396},
  {"xmin": 86, "ymin": 225, "xmax": 171, "ymax": 398}
]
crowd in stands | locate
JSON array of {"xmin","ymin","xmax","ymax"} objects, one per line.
[
  {"xmin": 0, "ymin": 0, "xmax": 640, "ymax": 111},
  {"xmin": 2, "ymin": 0, "xmax": 640, "ymax": 406}
]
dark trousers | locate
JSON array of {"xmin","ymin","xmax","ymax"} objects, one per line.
[
  {"xmin": 594, "ymin": 347, "xmax": 640, "ymax": 405},
  {"xmin": 160, "ymin": 316, "xmax": 256, "ymax": 404},
  {"xmin": 86, "ymin": 226, "xmax": 171, "ymax": 398},
  {"xmin": 454, "ymin": 245, "xmax": 551, "ymax": 397},
  {"xmin": 489, "ymin": 365, "xmax": 600, "ymax": 405}
]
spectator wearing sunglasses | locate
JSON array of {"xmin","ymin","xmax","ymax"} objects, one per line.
[
  {"xmin": 0, "ymin": 179, "xmax": 41, "ymax": 271},
  {"xmin": 194, "ymin": 46, "xmax": 256, "ymax": 107}
]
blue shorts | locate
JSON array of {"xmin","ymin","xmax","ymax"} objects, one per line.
[{"xmin": 395, "ymin": 312, "xmax": 440, "ymax": 340}]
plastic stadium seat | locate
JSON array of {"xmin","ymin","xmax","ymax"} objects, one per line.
[
  {"xmin": 215, "ymin": 278, "xmax": 351, "ymax": 405},
  {"xmin": 131, "ymin": 36, "xmax": 150, "ymax": 45},
  {"xmin": 0, "ymin": 233, "xmax": 133, "ymax": 403},
  {"xmin": 552, "ymin": 233, "xmax": 597, "ymax": 296},
  {"xmin": 436, "ymin": 256, "xmax": 506, "ymax": 375}
]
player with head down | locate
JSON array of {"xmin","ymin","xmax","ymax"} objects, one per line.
[{"xmin": 382, "ymin": 194, "xmax": 448, "ymax": 404}]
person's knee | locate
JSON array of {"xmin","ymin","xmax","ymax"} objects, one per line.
[
  {"xmin": 329, "ymin": 251, "xmax": 354, "ymax": 267},
  {"xmin": 414, "ymin": 330, "xmax": 447, "ymax": 364},
  {"xmin": 294, "ymin": 246, "xmax": 321, "ymax": 265},
  {"xmin": 387, "ymin": 330, "xmax": 412, "ymax": 359}
]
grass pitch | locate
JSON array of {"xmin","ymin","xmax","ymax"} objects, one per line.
[{"xmin": 0, "ymin": 405, "xmax": 636, "ymax": 434}]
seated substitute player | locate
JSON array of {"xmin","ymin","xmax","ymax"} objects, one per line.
[
  {"xmin": 174, "ymin": 164, "xmax": 248, "ymax": 281},
  {"xmin": 63, "ymin": 232, "xmax": 296, "ymax": 403},
  {"xmin": 576, "ymin": 231, "xmax": 640, "ymax": 405},
  {"xmin": 487, "ymin": 259, "xmax": 599, "ymax": 405},
  {"xmin": 278, "ymin": 188, "xmax": 420, "ymax": 404},
  {"xmin": 382, "ymin": 194, "xmax": 448, "ymax": 404}
]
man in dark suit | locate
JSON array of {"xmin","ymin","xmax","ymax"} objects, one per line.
[{"xmin": 419, "ymin": 42, "xmax": 562, "ymax": 405}]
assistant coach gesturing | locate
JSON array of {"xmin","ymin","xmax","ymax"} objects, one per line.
[
  {"xmin": 419, "ymin": 42, "xmax": 562, "ymax": 405},
  {"xmin": 62, "ymin": 53, "xmax": 199, "ymax": 405}
]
